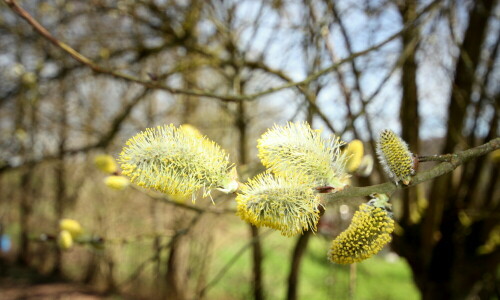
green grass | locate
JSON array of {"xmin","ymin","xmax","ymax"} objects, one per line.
[
  {"xmin": 209, "ymin": 223, "xmax": 420, "ymax": 300},
  {"xmin": 0, "ymin": 168, "xmax": 420, "ymax": 299},
  {"xmin": 2, "ymin": 200, "xmax": 420, "ymax": 300}
]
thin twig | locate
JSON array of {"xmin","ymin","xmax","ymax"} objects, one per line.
[
  {"xmin": 0, "ymin": 89, "xmax": 151, "ymax": 174},
  {"xmin": 134, "ymin": 186, "xmax": 237, "ymax": 215},
  {"xmin": 417, "ymin": 154, "xmax": 454, "ymax": 162},
  {"xmin": 4, "ymin": 0, "xmax": 440, "ymax": 102}
]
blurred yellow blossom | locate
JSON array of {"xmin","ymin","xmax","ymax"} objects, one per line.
[
  {"xmin": 104, "ymin": 175, "xmax": 130, "ymax": 190},
  {"xmin": 344, "ymin": 139, "xmax": 364, "ymax": 172},
  {"xmin": 59, "ymin": 218, "xmax": 83, "ymax": 239},
  {"xmin": 94, "ymin": 154, "xmax": 118, "ymax": 174},
  {"xmin": 57, "ymin": 230, "xmax": 73, "ymax": 250},
  {"xmin": 179, "ymin": 124, "xmax": 203, "ymax": 138}
]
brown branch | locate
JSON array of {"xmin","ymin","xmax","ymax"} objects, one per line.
[
  {"xmin": 135, "ymin": 186, "xmax": 236, "ymax": 215},
  {"xmin": 244, "ymin": 60, "xmax": 337, "ymax": 133},
  {"xmin": 0, "ymin": 88, "xmax": 150, "ymax": 174},
  {"xmin": 327, "ymin": 137, "xmax": 500, "ymax": 201},
  {"xmin": 4, "ymin": 0, "xmax": 438, "ymax": 102},
  {"xmin": 418, "ymin": 154, "xmax": 455, "ymax": 163},
  {"xmin": 286, "ymin": 230, "xmax": 311, "ymax": 300},
  {"xmin": 0, "ymin": 142, "xmax": 101, "ymax": 174}
]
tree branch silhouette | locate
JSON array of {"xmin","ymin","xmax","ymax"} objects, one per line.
[{"xmin": 4, "ymin": 0, "xmax": 441, "ymax": 102}]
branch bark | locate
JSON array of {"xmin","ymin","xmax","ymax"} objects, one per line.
[{"xmin": 327, "ymin": 137, "xmax": 500, "ymax": 201}]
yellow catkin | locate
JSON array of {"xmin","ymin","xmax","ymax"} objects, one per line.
[
  {"xmin": 328, "ymin": 203, "xmax": 394, "ymax": 264},
  {"xmin": 236, "ymin": 173, "xmax": 321, "ymax": 237},
  {"xmin": 344, "ymin": 139, "xmax": 364, "ymax": 172},
  {"xmin": 104, "ymin": 175, "xmax": 130, "ymax": 190},
  {"xmin": 94, "ymin": 154, "xmax": 118, "ymax": 174},
  {"xmin": 57, "ymin": 230, "xmax": 73, "ymax": 250},
  {"xmin": 179, "ymin": 124, "xmax": 204, "ymax": 138},
  {"xmin": 59, "ymin": 218, "xmax": 83, "ymax": 239},
  {"xmin": 257, "ymin": 122, "xmax": 350, "ymax": 189},
  {"xmin": 376, "ymin": 129, "xmax": 415, "ymax": 185},
  {"xmin": 118, "ymin": 124, "xmax": 237, "ymax": 201}
]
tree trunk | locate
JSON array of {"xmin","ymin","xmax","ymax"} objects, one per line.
[
  {"xmin": 393, "ymin": 0, "xmax": 499, "ymax": 298},
  {"xmin": 286, "ymin": 231, "xmax": 311, "ymax": 300}
]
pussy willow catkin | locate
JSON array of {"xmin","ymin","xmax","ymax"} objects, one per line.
[
  {"xmin": 119, "ymin": 124, "xmax": 236, "ymax": 201},
  {"xmin": 236, "ymin": 173, "xmax": 321, "ymax": 237},
  {"xmin": 104, "ymin": 175, "xmax": 130, "ymax": 190},
  {"xmin": 94, "ymin": 154, "xmax": 117, "ymax": 174},
  {"xmin": 59, "ymin": 219, "xmax": 83, "ymax": 239},
  {"xmin": 343, "ymin": 139, "xmax": 364, "ymax": 173},
  {"xmin": 257, "ymin": 122, "xmax": 350, "ymax": 189},
  {"xmin": 376, "ymin": 129, "xmax": 415, "ymax": 185},
  {"xmin": 328, "ymin": 202, "xmax": 394, "ymax": 264}
]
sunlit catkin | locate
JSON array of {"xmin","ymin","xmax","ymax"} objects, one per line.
[
  {"xmin": 257, "ymin": 122, "xmax": 350, "ymax": 189},
  {"xmin": 104, "ymin": 175, "xmax": 130, "ymax": 190},
  {"xmin": 236, "ymin": 173, "xmax": 321, "ymax": 237},
  {"xmin": 119, "ymin": 124, "xmax": 237, "ymax": 201},
  {"xmin": 328, "ymin": 202, "xmax": 394, "ymax": 264},
  {"xmin": 376, "ymin": 129, "xmax": 415, "ymax": 185},
  {"xmin": 179, "ymin": 123, "xmax": 204, "ymax": 138}
]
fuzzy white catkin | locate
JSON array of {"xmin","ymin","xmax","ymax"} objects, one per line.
[
  {"xmin": 257, "ymin": 122, "xmax": 350, "ymax": 189},
  {"xmin": 119, "ymin": 124, "xmax": 237, "ymax": 201}
]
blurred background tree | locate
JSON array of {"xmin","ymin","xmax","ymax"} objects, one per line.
[{"xmin": 0, "ymin": 0, "xmax": 498, "ymax": 299}]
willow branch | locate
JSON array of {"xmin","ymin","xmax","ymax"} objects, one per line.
[
  {"xmin": 417, "ymin": 154, "xmax": 455, "ymax": 162},
  {"xmin": 327, "ymin": 137, "xmax": 500, "ymax": 201},
  {"xmin": 0, "ymin": 90, "xmax": 149, "ymax": 174},
  {"xmin": 135, "ymin": 186, "xmax": 237, "ymax": 215},
  {"xmin": 4, "ymin": 0, "xmax": 438, "ymax": 102}
]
